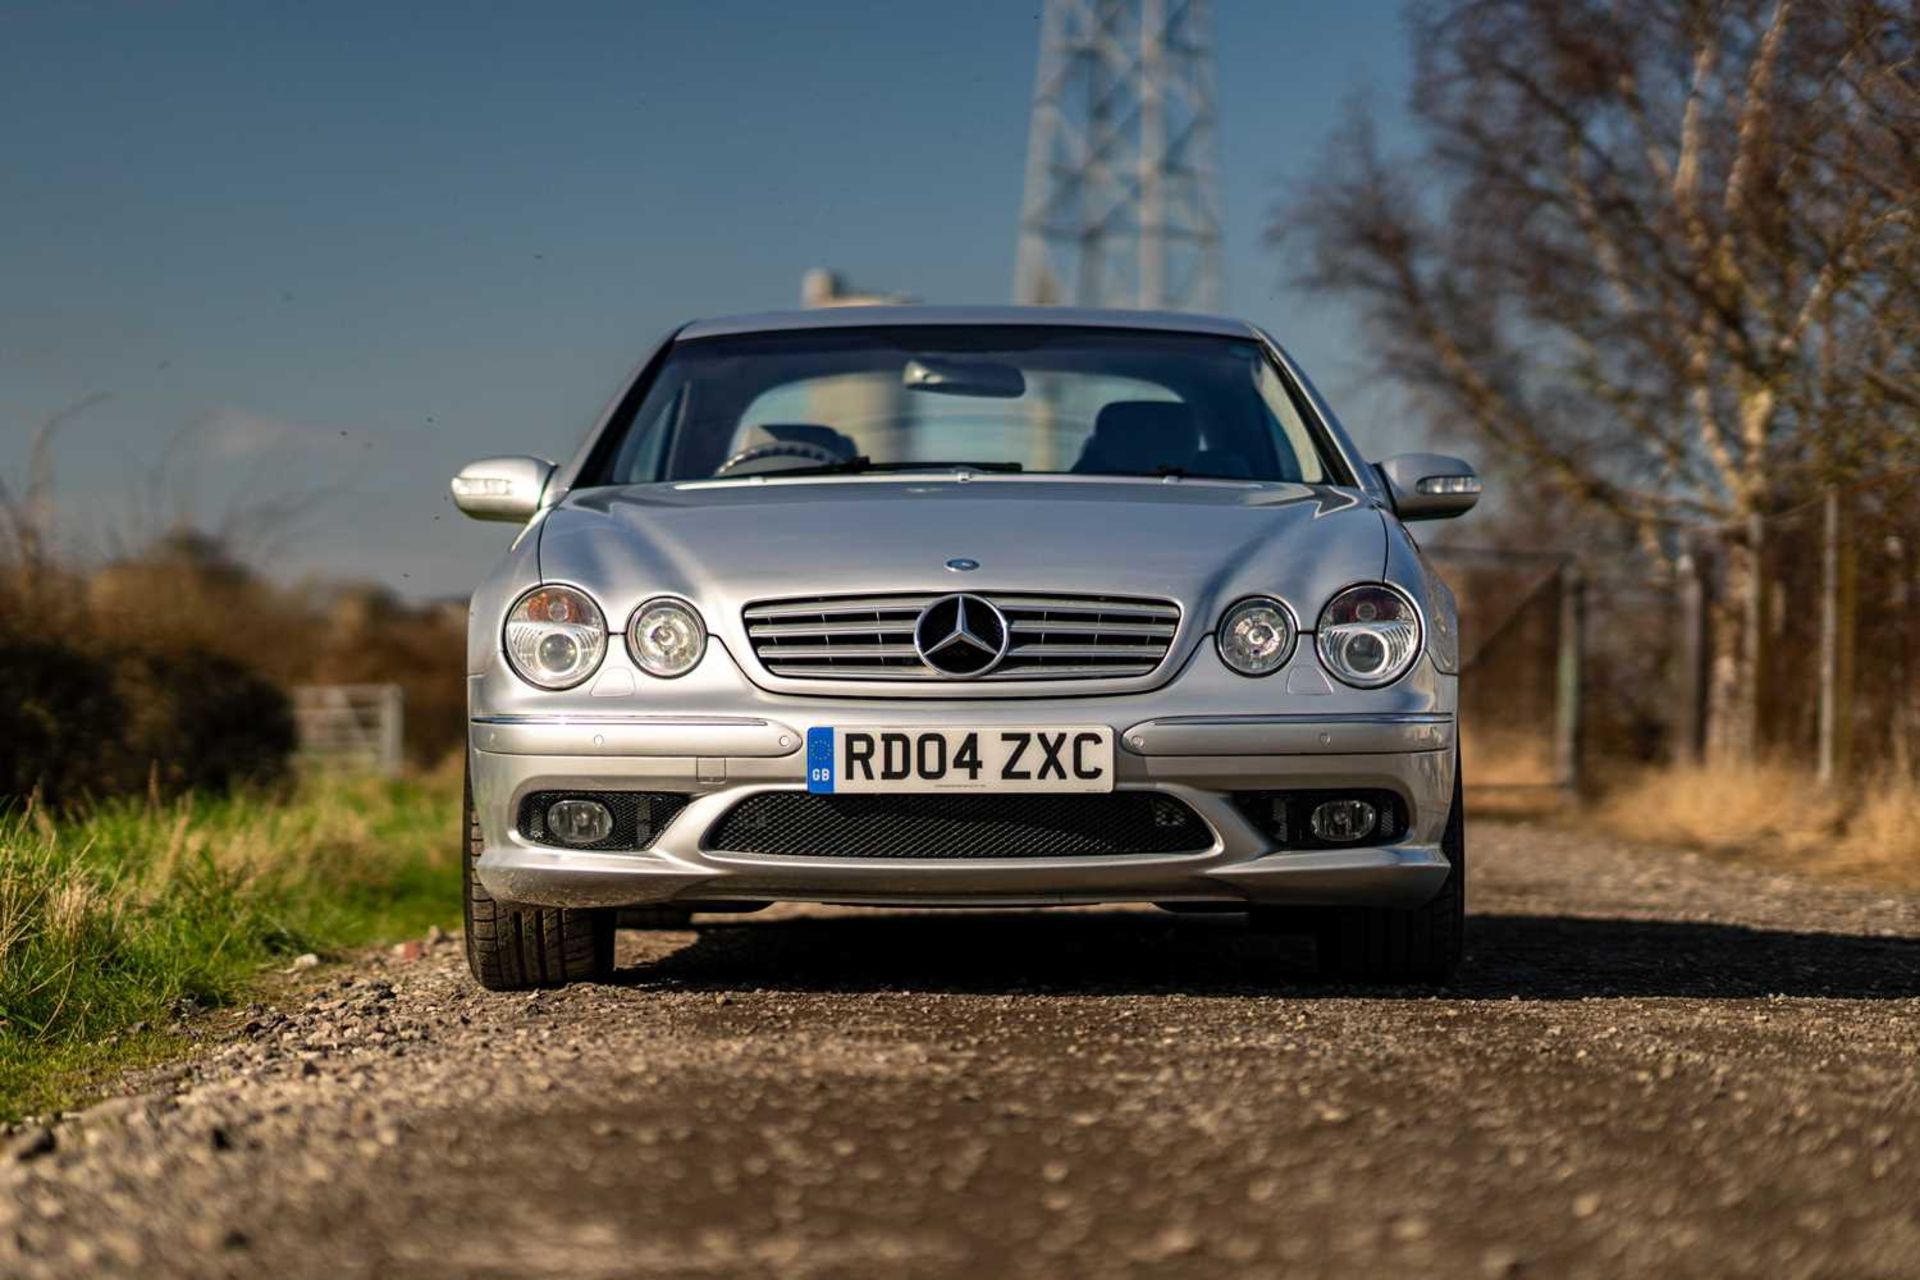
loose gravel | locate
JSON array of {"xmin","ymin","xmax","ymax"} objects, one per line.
[{"xmin": 3, "ymin": 822, "xmax": 1917, "ymax": 1279}]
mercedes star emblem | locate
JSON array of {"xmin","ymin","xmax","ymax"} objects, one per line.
[{"xmin": 913, "ymin": 594, "xmax": 1009, "ymax": 677}]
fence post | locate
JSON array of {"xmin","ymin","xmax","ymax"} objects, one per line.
[
  {"xmin": 1554, "ymin": 560, "xmax": 1585, "ymax": 793},
  {"xmin": 1743, "ymin": 509, "xmax": 1767, "ymax": 760},
  {"xmin": 1818, "ymin": 486, "xmax": 1840, "ymax": 785},
  {"xmin": 1674, "ymin": 540, "xmax": 1709, "ymax": 765},
  {"xmin": 1815, "ymin": 485, "xmax": 1863, "ymax": 788},
  {"xmin": 379, "ymin": 684, "xmax": 406, "ymax": 778},
  {"xmin": 1892, "ymin": 532, "xmax": 1913, "ymax": 778}
]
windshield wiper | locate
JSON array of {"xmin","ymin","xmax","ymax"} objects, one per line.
[
  {"xmin": 775, "ymin": 458, "xmax": 1025, "ymax": 476},
  {"xmin": 1078, "ymin": 464, "xmax": 1190, "ymax": 478}
]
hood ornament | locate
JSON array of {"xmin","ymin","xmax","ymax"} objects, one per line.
[{"xmin": 944, "ymin": 557, "xmax": 979, "ymax": 572}]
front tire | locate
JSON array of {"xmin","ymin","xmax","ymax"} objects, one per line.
[
  {"xmin": 463, "ymin": 768, "xmax": 615, "ymax": 991},
  {"xmin": 1257, "ymin": 756, "xmax": 1466, "ymax": 984}
]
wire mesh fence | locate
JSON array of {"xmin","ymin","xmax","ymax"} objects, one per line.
[
  {"xmin": 1435, "ymin": 471, "xmax": 1920, "ymax": 792},
  {"xmin": 1427, "ymin": 548, "xmax": 1580, "ymax": 792},
  {"xmin": 1751, "ymin": 472, "xmax": 1919, "ymax": 781}
]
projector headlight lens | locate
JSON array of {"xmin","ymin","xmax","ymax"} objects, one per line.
[
  {"xmin": 1217, "ymin": 597, "xmax": 1297, "ymax": 676},
  {"xmin": 504, "ymin": 585, "xmax": 606, "ymax": 689},
  {"xmin": 1316, "ymin": 584, "xmax": 1422, "ymax": 688},
  {"xmin": 627, "ymin": 597, "xmax": 705, "ymax": 678}
]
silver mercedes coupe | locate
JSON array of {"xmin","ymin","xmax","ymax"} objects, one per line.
[{"xmin": 452, "ymin": 307, "xmax": 1481, "ymax": 989}]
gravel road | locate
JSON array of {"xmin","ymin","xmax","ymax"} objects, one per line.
[{"xmin": 5, "ymin": 821, "xmax": 1918, "ymax": 1279}]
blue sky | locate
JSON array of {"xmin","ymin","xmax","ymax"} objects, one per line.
[{"xmin": 0, "ymin": 1, "xmax": 1416, "ymax": 597}]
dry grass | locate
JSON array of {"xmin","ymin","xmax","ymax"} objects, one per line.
[
  {"xmin": 1460, "ymin": 730, "xmax": 1575, "ymax": 820},
  {"xmin": 1465, "ymin": 787, "xmax": 1580, "ymax": 821},
  {"xmin": 1462, "ymin": 729, "xmax": 1561, "ymax": 789},
  {"xmin": 1593, "ymin": 761, "xmax": 1920, "ymax": 887}
]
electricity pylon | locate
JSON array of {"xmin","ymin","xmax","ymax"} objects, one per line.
[{"xmin": 1014, "ymin": 0, "xmax": 1224, "ymax": 312}]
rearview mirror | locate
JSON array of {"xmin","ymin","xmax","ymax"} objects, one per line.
[
  {"xmin": 1375, "ymin": 453, "xmax": 1482, "ymax": 521},
  {"xmin": 450, "ymin": 455, "xmax": 555, "ymax": 522},
  {"xmin": 902, "ymin": 357, "xmax": 1027, "ymax": 398}
]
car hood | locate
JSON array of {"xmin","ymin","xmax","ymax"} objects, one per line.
[{"xmin": 541, "ymin": 476, "xmax": 1385, "ymax": 632}]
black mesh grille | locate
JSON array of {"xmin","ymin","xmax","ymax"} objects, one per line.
[
  {"xmin": 708, "ymin": 792, "xmax": 1212, "ymax": 859},
  {"xmin": 517, "ymin": 791, "xmax": 690, "ymax": 851}
]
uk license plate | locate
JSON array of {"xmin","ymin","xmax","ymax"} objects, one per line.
[{"xmin": 806, "ymin": 726, "xmax": 1114, "ymax": 794}]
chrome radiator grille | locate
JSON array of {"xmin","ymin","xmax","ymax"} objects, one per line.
[{"xmin": 742, "ymin": 592, "xmax": 1180, "ymax": 681}]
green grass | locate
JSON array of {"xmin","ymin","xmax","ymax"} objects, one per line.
[{"xmin": 0, "ymin": 773, "xmax": 460, "ymax": 1122}]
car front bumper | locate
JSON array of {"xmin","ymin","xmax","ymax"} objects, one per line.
[{"xmin": 468, "ymin": 708, "xmax": 1457, "ymax": 912}]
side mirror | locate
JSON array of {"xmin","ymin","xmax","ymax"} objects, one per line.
[
  {"xmin": 450, "ymin": 456, "xmax": 555, "ymax": 522},
  {"xmin": 1375, "ymin": 453, "xmax": 1482, "ymax": 521}
]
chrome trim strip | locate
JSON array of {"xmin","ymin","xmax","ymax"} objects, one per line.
[
  {"xmin": 1009, "ymin": 620, "xmax": 1174, "ymax": 636},
  {"xmin": 470, "ymin": 714, "xmax": 802, "ymax": 759},
  {"xmin": 1122, "ymin": 712, "xmax": 1454, "ymax": 757},
  {"xmin": 1008, "ymin": 642, "xmax": 1166, "ymax": 658},
  {"xmin": 994, "ymin": 597, "xmax": 1180, "ymax": 617},
  {"xmin": 744, "ymin": 596, "xmax": 933, "ymax": 619},
  {"xmin": 764, "ymin": 663, "xmax": 936, "ymax": 679},
  {"xmin": 1145, "ymin": 713, "xmax": 1453, "ymax": 726},
  {"xmin": 748, "ymin": 620, "xmax": 917, "ymax": 637},
  {"xmin": 758, "ymin": 643, "xmax": 922, "ymax": 658},
  {"xmin": 472, "ymin": 714, "xmax": 772, "ymax": 726}
]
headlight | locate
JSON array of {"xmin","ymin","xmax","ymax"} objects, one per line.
[
  {"xmin": 1217, "ymin": 597, "xmax": 1297, "ymax": 676},
  {"xmin": 627, "ymin": 597, "xmax": 705, "ymax": 678},
  {"xmin": 503, "ymin": 585, "xmax": 606, "ymax": 689},
  {"xmin": 1316, "ymin": 584, "xmax": 1422, "ymax": 688}
]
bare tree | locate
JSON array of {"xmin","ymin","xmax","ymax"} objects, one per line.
[
  {"xmin": 0, "ymin": 394, "xmax": 112, "ymax": 576},
  {"xmin": 1278, "ymin": 0, "xmax": 1917, "ymax": 760}
]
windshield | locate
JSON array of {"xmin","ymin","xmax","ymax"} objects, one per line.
[{"xmin": 583, "ymin": 326, "xmax": 1344, "ymax": 485}]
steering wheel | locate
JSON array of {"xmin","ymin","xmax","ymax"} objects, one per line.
[{"xmin": 712, "ymin": 440, "xmax": 849, "ymax": 477}]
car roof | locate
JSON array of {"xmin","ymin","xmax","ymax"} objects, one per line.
[{"xmin": 675, "ymin": 305, "xmax": 1261, "ymax": 341}]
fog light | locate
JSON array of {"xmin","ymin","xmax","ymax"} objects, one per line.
[
  {"xmin": 546, "ymin": 798, "xmax": 614, "ymax": 846},
  {"xmin": 1309, "ymin": 799, "xmax": 1377, "ymax": 843}
]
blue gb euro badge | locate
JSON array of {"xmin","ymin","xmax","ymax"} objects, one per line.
[{"xmin": 806, "ymin": 727, "xmax": 835, "ymax": 794}]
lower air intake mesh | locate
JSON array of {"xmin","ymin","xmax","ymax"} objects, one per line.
[{"xmin": 708, "ymin": 792, "xmax": 1212, "ymax": 859}]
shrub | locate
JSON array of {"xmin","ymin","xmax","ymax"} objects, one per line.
[
  {"xmin": 108, "ymin": 649, "xmax": 295, "ymax": 797},
  {"xmin": 0, "ymin": 638, "xmax": 127, "ymax": 807},
  {"xmin": 0, "ymin": 639, "xmax": 295, "ymax": 808},
  {"xmin": 4, "ymin": 523, "xmax": 463, "ymax": 794}
]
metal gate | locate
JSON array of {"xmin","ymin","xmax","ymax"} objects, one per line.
[
  {"xmin": 1426, "ymin": 548, "xmax": 1583, "ymax": 794},
  {"xmin": 291, "ymin": 684, "xmax": 405, "ymax": 777}
]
